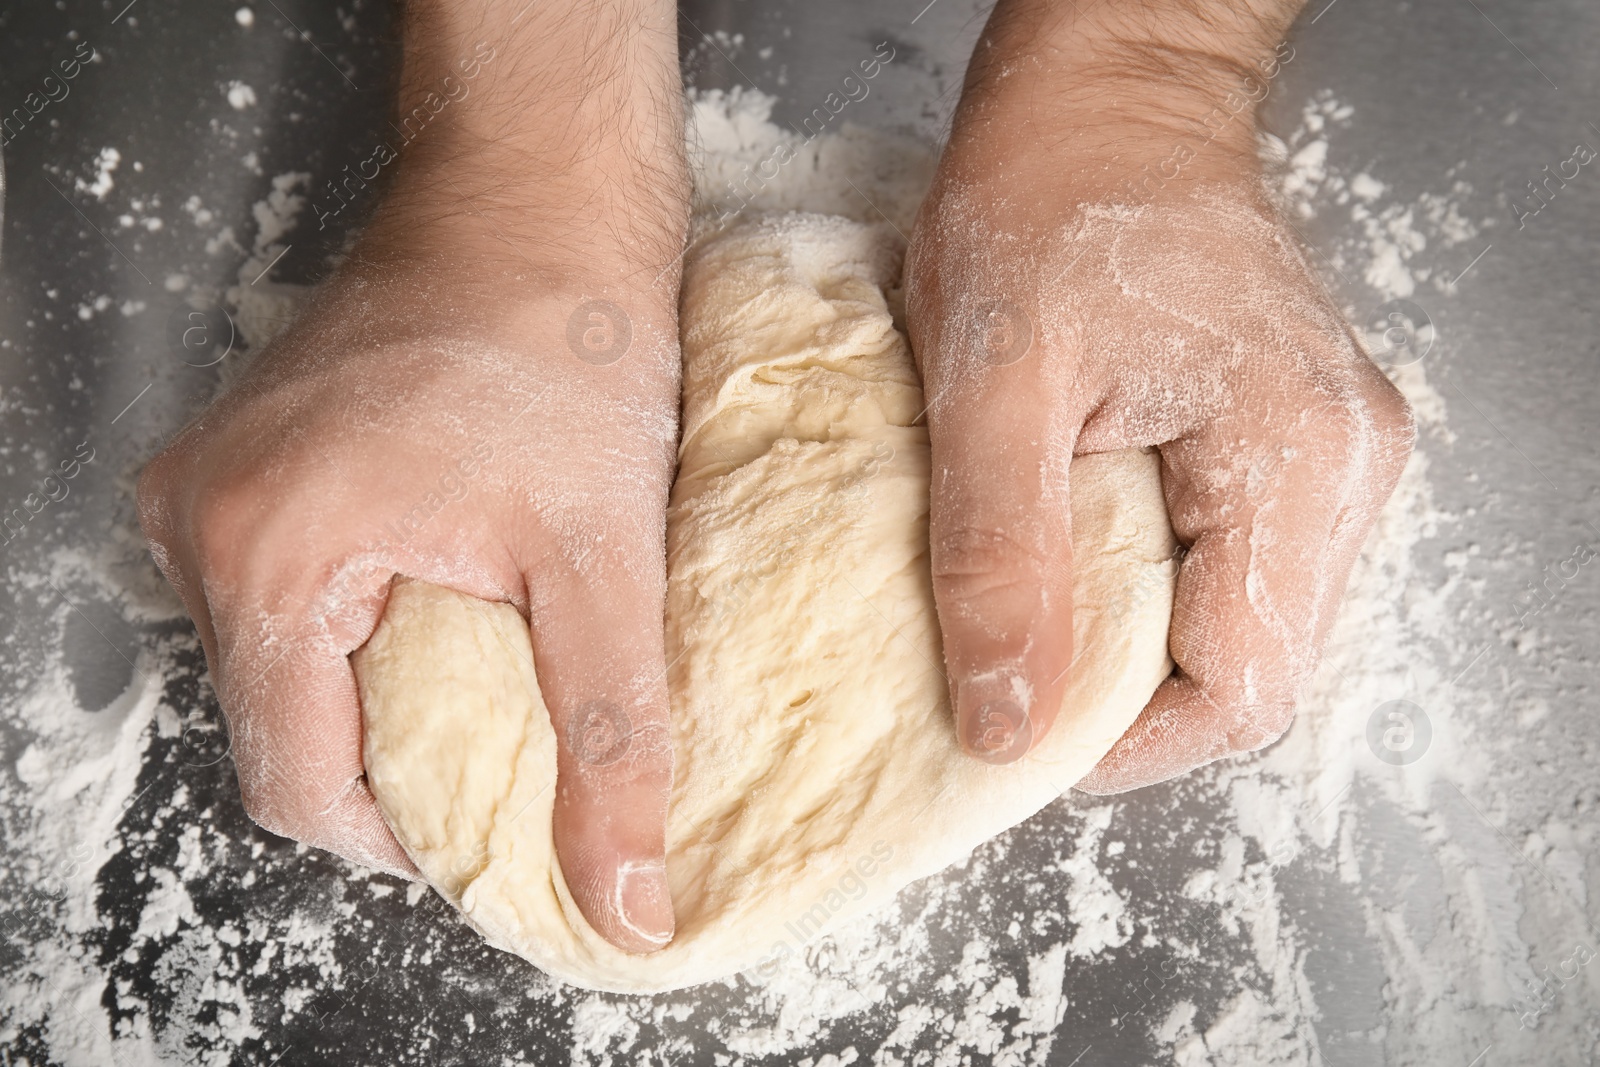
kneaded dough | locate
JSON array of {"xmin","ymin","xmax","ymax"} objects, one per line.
[{"xmin": 355, "ymin": 213, "xmax": 1177, "ymax": 994}]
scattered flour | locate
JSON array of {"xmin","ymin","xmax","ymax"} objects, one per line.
[
  {"xmin": 225, "ymin": 81, "xmax": 257, "ymax": 110},
  {"xmin": 1264, "ymin": 91, "xmax": 1485, "ymax": 302},
  {"xmin": 1, "ymin": 85, "xmax": 1591, "ymax": 1067},
  {"xmin": 74, "ymin": 147, "xmax": 121, "ymax": 202}
]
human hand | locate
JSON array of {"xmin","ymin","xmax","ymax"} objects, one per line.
[
  {"xmin": 905, "ymin": 0, "xmax": 1415, "ymax": 787},
  {"xmin": 138, "ymin": 0, "xmax": 688, "ymax": 951}
]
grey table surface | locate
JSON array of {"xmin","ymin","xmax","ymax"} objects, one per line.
[{"xmin": 1, "ymin": 0, "xmax": 1596, "ymax": 1064}]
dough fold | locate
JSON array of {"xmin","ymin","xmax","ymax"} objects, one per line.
[{"xmin": 355, "ymin": 212, "xmax": 1177, "ymax": 993}]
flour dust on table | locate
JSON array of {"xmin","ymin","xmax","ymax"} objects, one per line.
[{"xmin": 4, "ymin": 85, "xmax": 1590, "ymax": 1067}]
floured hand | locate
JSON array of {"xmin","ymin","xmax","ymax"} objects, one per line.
[
  {"xmin": 137, "ymin": 0, "xmax": 689, "ymax": 952},
  {"xmin": 905, "ymin": 0, "xmax": 1415, "ymax": 786}
]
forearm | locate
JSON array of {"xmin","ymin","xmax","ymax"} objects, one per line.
[
  {"xmin": 362, "ymin": 0, "xmax": 688, "ymax": 277},
  {"xmin": 957, "ymin": 0, "xmax": 1305, "ymax": 187}
]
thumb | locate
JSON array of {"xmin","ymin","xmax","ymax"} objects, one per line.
[
  {"xmin": 524, "ymin": 545, "xmax": 675, "ymax": 954},
  {"xmin": 923, "ymin": 306, "xmax": 1079, "ymax": 764}
]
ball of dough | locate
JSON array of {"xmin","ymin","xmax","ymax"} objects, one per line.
[{"xmin": 355, "ymin": 213, "xmax": 1176, "ymax": 993}]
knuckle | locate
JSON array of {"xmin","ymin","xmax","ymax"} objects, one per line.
[
  {"xmin": 931, "ymin": 524, "xmax": 1046, "ymax": 586},
  {"xmin": 1305, "ymin": 395, "xmax": 1367, "ymax": 452},
  {"xmin": 929, "ymin": 522, "xmax": 1055, "ymax": 629},
  {"xmin": 135, "ymin": 449, "xmax": 181, "ymax": 535},
  {"xmin": 236, "ymin": 776, "xmax": 293, "ymax": 839},
  {"xmin": 235, "ymin": 757, "xmax": 340, "ymax": 845},
  {"xmin": 1227, "ymin": 700, "xmax": 1296, "ymax": 752},
  {"xmin": 231, "ymin": 731, "xmax": 286, "ymax": 832},
  {"xmin": 1360, "ymin": 376, "xmax": 1418, "ymax": 474},
  {"xmin": 1302, "ymin": 372, "xmax": 1416, "ymax": 484},
  {"xmin": 134, "ymin": 451, "xmax": 167, "ymax": 507}
]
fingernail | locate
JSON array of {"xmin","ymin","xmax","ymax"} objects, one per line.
[
  {"xmin": 958, "ymin": 675, "xmax": 1035, "ymax": 765},
  {"xmin": 614, "ymin": 857, "xmax": 673, "ymax": 953}
]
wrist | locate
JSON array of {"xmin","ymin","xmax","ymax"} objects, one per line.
[
  {"xmin": 955, "ymin": 0, "xmax": 1304, "ymax": 193},
  {"xmin": 358, "ymin": 0, "xmax": 688, "ymax": 280}
]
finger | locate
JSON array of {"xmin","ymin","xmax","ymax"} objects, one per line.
[
  {"xmin": 1079, "ymin": 375, "xmax": 1413, "ymax": 793},
  {"xmin": 524, "ymin": 546, "xmax": 674, "ymax": 955},
  {"xmin": 214, "ymin": 634, "xmax": 419, "ymax": 878},
  {"xmin": 141, "ymin": 443, "xmax": 413, "ymax": 873},
  {"xmin": 921, "ymin": 305, "xmax": 1082, "ymax": 764}
]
